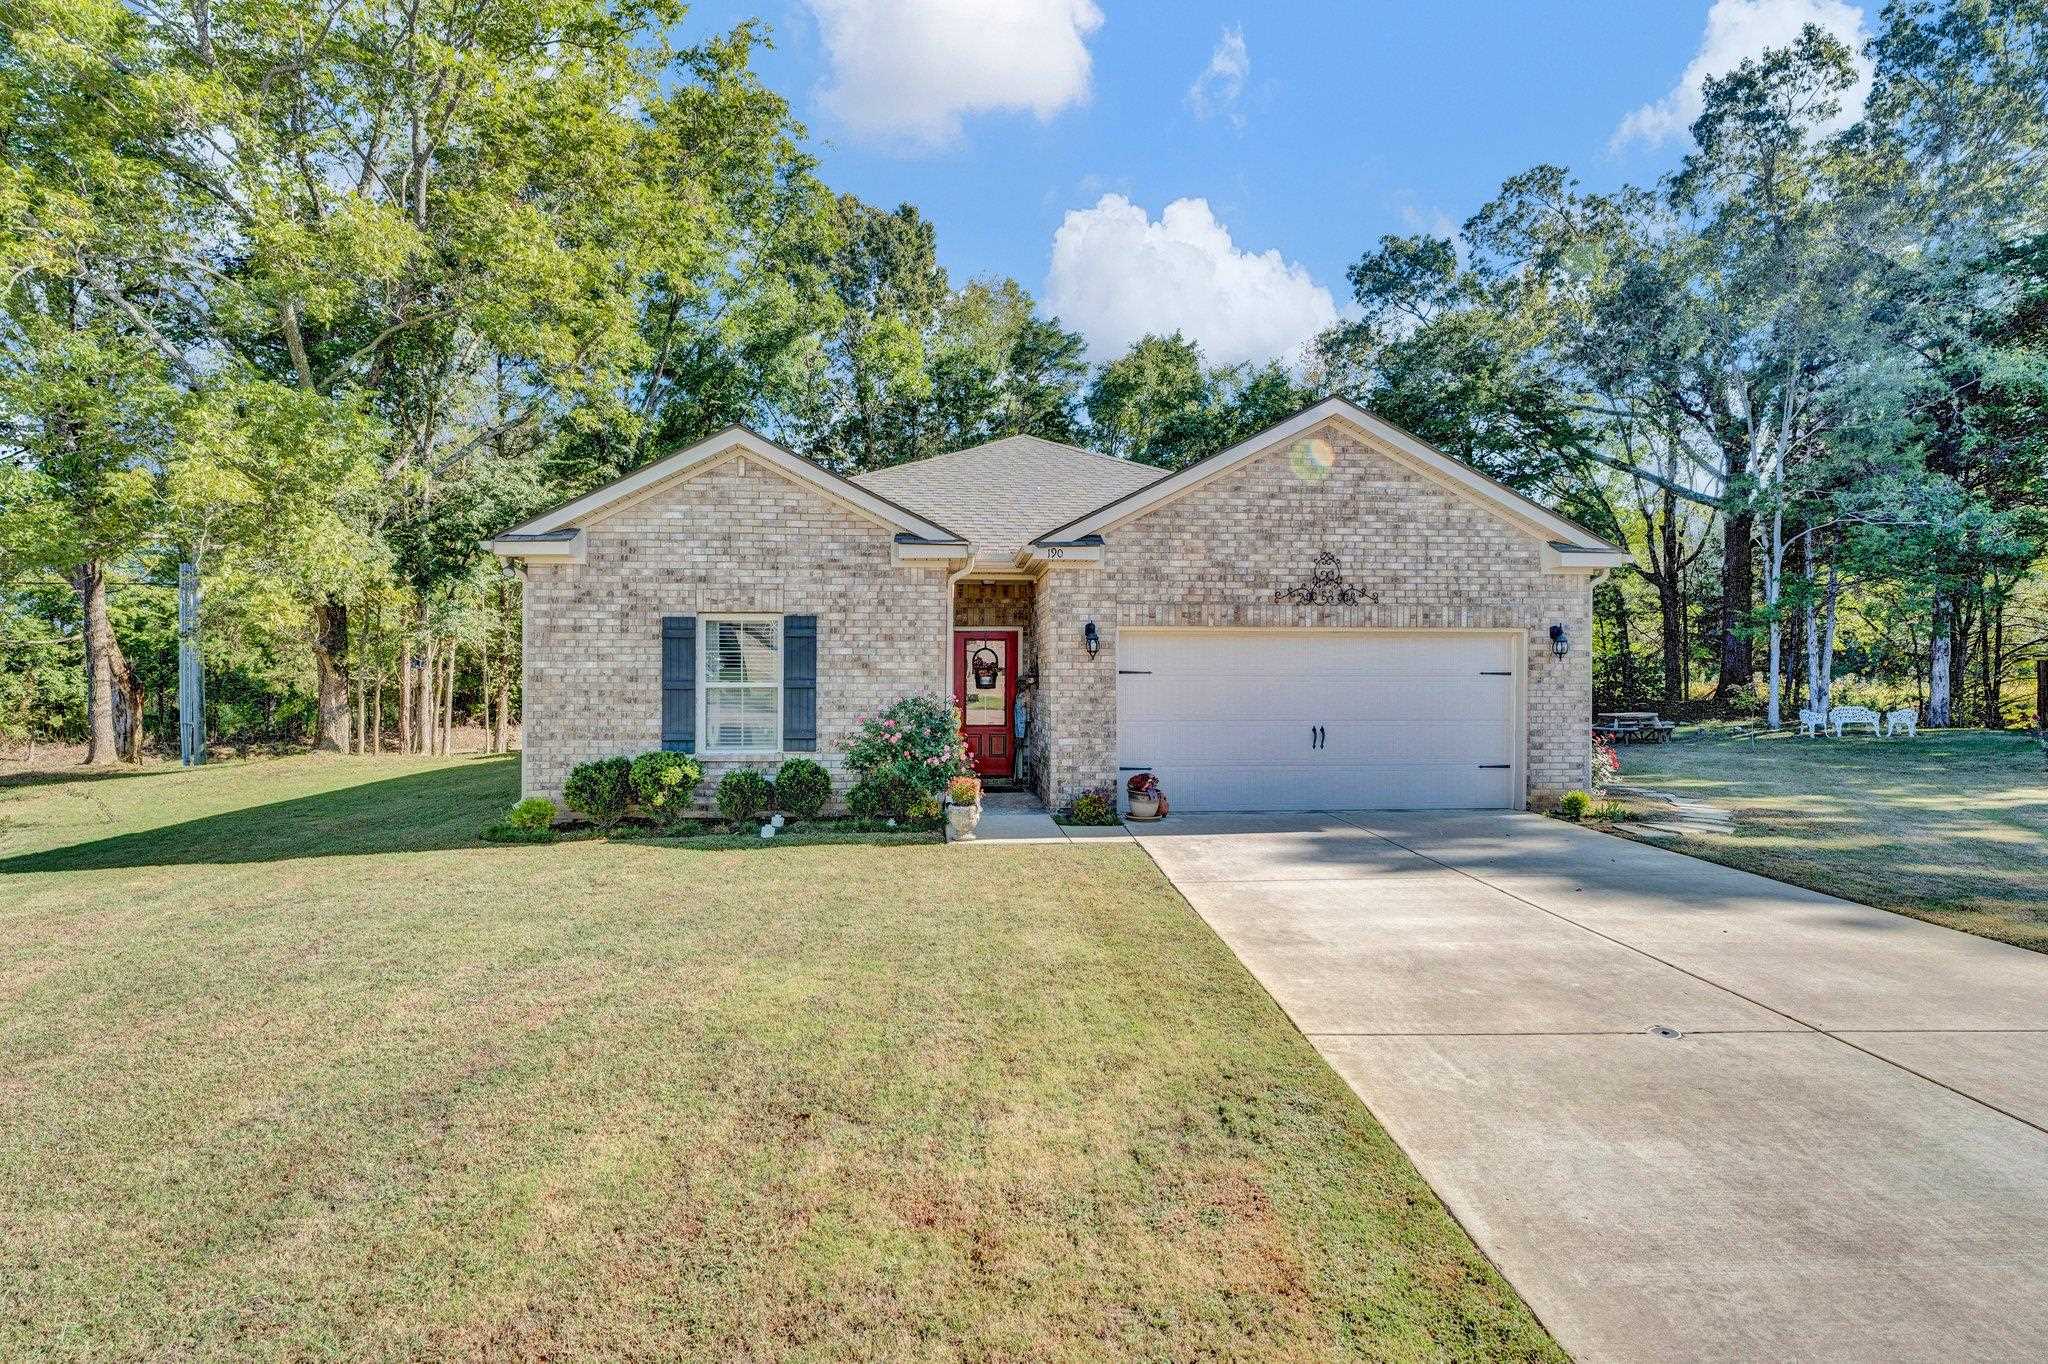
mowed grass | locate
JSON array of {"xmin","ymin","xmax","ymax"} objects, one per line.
[
  {"xmin": 0, "ymin": 756, "xmax": 1559, "ymax": 1362},
  {"xmin": 1618, "ymin": 727, "xmax": 2048, "ymax": 953}
]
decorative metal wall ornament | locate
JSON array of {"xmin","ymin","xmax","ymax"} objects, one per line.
[{"xmin": 1273, "ymin": 550, "xmax": 1378, "ymax": 606}]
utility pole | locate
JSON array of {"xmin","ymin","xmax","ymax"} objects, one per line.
[{"xmin": 178, "ymin": 561, "xmax": 205, "ymax": 765}]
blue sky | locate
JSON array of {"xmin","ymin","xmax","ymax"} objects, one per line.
[{"xmin": 680, "ymin": 1, "xmax": 1873, "ymax": 366}]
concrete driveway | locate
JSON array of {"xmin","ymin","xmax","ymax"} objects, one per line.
[{"xmin": 1134, "ymin": 810, "xmax": 2048, "ymax": 1364}]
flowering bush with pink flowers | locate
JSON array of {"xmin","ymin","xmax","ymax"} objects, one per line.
[
  {"xmin": 1591, "ymin": 732, "xmax": 1620, "ymax": 788},
  {"xmin": 843, "ymin": 694, "xmax": 974, "ymax": 806}
]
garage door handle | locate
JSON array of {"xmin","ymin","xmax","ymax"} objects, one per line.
[{"xmin": 1478, "ymin": 763, "xmax": 1511, "ymax": 769}]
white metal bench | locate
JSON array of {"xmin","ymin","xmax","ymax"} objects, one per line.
[
  {"xmin": 1884, "ymin": 708, "xmax": 1917, "ymax": 738},
  {"xmin": 1798, "ymin": 708, "xmax": 1826, "ymax": 737},
  {"xmin": 1829, "ymin": 705, "xmax": 1882, "ymax": 738}
]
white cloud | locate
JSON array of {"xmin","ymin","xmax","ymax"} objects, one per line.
[
  {"xmin": 1612, "ymin": 0, "xmax": 1872, "ymax": 151},
  {"xmin": 1187, "ymin": 26, "xmax": 1249, "ymax": 126},
  {"xmin": 1046, "ymin": 194, "xmax": 1339, "ymax": 368},
  {"xmin": 804, "ymin": 0, "xmax": 1104, "ymax": 150}
]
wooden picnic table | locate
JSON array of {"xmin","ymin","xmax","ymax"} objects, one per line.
[{"xmin": 1595, "ymin": 711, "xmax": 1676, "ymax": 743}]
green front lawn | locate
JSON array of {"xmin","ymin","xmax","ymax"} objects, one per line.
[
  {"xmin": 0, "ymin": 756, "xmax": 1558, "ymax": 1361},
  {"xmin": 1615, "ymin": 727, "xmax": 2048, "ymax": 953}
]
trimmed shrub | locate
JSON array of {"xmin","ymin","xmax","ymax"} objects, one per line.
[
  {"xmin": 1558, "ymin": 789, "xmax": 1593, "ymax": 820},
  {"xmin": 482, "ymin": 797, "xmax": 558, "ymax": 844},
  {"xmin": 630, "ymin": 751, "xmax": 703, "ymax": 828},
  {"xmin": 847, "ymin": 769, "xmax": 917, "ymax": 821},
  {"xmin": 906, "ymin": 794, "xmax": 942, "ymax": 824},
  {"xmin": 1065, "ymin": 786, "xmax": 1118, "ymax": 826},
  {"xmin": 716, "ymin": 768, "xmax": 772, "ymax": 823},
  {"xmin": 774, "ymin": 757, "xmax": 832, "ymax": 819},
  {"xmin": 563, "ymin": 756, "xmax": 633, "ymax": 830},
  {"xmin": 505, "ymin": 797, "xmax": 558, "ymax": 831}
]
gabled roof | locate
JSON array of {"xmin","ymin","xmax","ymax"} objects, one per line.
[
  {"xmin": 1035, "ymin": 396, "xmax": 1628, "ymax": 563},
  {"xmin": 852, "ymin": 434, "xmax": 1159, "ymax": 563},
  {"xmin": 489, "ymin": 425, "xmax": 964, "ymax": 550}
]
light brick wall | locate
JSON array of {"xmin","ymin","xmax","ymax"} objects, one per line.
[
  {"xmin": 520, "ymin": 423, "xmax": 1597, "ymax": 814},
  {"xmin": 1033, "ymin": 419, "xmax": 1594, "ymax": 810},
  {"xmin": 520, "ymin": 450, "xmax": 947, "ymax": 806}
]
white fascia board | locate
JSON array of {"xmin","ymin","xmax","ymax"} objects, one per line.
[
  {"xmin": 1016, "ymin": 542, "xmax": 1102, "ymax": 569},
  {"xmin": 893, "ymin": 539, "xmax": 972, "ymax": 566},
  {"xmin": 1542, "ymin": 542, "xmax": 1634, "ymax": 572},
  {"xmin": 485, "ymin": 531, "xmax": 585, "ymax": 563},
  {"xmin": 499, "ymin": 426, "xmax": 960, "ymax": 543}
]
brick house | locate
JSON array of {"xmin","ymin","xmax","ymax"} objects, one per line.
[{"xmin": 488, "ymin": 397, "xmax": 1628, "ymax": 813}]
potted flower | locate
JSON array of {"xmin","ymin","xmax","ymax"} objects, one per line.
[
  {"xmin": 946, "ymin": 774, "xmax": 982, "ymax": 840},
  {"xmin": 1125, "ymin": 772, "xmax": 1165, "ymax": 821}
]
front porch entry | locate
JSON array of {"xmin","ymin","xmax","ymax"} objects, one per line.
[
  {"xmin": 954, "ymin": 629, "xmax": 1017, "ymax": 778},
  {"xmin": 951, "ymin": 579, "xmax": 1036, "ymax": 790}
]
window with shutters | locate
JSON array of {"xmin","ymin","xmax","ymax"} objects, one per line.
[{"xmin": 699, "ymin": 615, "xmax": 782, "ymax": 752}]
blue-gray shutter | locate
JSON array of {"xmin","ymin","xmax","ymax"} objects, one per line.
[
  {"xmin": 661, "ymin": 616, "xmax": 695, "ymax": 752},
  {"xmin": 783, "ymin": 615, "xmax": 817, "ymax": 750}
]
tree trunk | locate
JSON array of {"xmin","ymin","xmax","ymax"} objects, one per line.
[
  {"xmin": 1763, "ymin": 507, "xmax": 1785, "ymax": 730},
  {"xmin": 1819, "ymin": 569, "xmax": 1839, "ymax": 717},
  {"xmin": 1979, "ymin": 582, "xmax": 1997, "ymax": 728},
  {"xmin": 493, "ymin": 670, "xmax": 511, "ymax": 754},
  {"xmin": 372, "ymin": 673, "xmax": 385, "ymax": 755},
  {"xmin": 440, "ymin": 640, "xmax": 456, "ymax": 754},
  {"xmin": 416, "ymin": 628, "xmax": 435, "ymax": 755},
  {"xmin": 74, "ymin": 561, "xmax": 126, "ymax": 765},
  {"xmin": 1928, "ymin": 589, "xmax": 1953, "ymax": 727},
  {"xmin": 1657, "ymin": 488, "xmax": 1685, "ymax": 704},
  {"xmin": 311, "ymin": 599, "xmax": 351, "ymax": 753},
  {"xmin": 1716, "ymin": 507, "xmax": 1755, "ymax": 701},
  {"xmin": 398, "ymin": 644, "xmax": 413, "ymax": 754}
]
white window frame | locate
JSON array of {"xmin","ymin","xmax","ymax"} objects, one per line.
[{"xmin": 698, "ymin": 613, "xmax": 783, "ymax": 755}]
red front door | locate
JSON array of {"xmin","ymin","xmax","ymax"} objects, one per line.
[{"xmin": 954, "ymin": 629, "xmax": 1018, "ymax": 779}]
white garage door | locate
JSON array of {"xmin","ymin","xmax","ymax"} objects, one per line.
[{"xmin": 1116, "ymin": 630, "xmax": 1519, "ymax": 812}]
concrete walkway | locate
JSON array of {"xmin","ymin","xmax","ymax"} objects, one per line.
[
  {"xmin": 950, "ymin": 792, "xmax": 1133, "ymax": 845},
  {"xmin": 1133, "ymin": 810, "xmax": 2048, "ymax": 1363}
]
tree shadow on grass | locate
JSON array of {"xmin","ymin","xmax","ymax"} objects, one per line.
[
  {"xmin": 0, "ymin": 758, "xmax": 519, "ymax": 873},
  {"xmin": 0, "ymin": 764, "xmax": 182, "ymax": 791}
]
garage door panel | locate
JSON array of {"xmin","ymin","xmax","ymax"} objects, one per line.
[
  {"xmin": 1123, "ymin": 718, "xmax": 1512, "ymax": 766},
  {"xmin": 1121, "ymin": 675, "xmax": 1512, "ymax": 725},
  {"xmin": 1116, "ymin": 630, "xmax": 1519, "ymax": 812},
  {"xmin": 1143, "ymin": 762, "xmax": 1515, "ymax": 812}
]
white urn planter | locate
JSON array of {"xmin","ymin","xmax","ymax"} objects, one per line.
[
  {"xmin": 1126, "ymin": 794, "xmax": 1161, "ymax": 821},
  {"xmin": 946, "ymin": 801, "xmax": 981, "ymax": 841}
]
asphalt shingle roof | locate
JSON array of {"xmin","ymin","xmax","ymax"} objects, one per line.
[{"xmin": 851, "ymin": 435, "xmax": 1160, "ymax": 562}]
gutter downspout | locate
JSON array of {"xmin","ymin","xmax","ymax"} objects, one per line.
[{"xmin": 943, "ymin": 544, "xmax": 978, "ymax": 698}]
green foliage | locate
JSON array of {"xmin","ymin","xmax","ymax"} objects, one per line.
[
  {"xmin": 629, "ymin": 751, "xmax": 704, "ymax": 827},
  {"xmin": 1557, "ymin": 790, "xmax": 1593, "ymax": 821},
  {"xmin": 563, "ymin": 757, "xmax": 633, "ymax": 830},
  {"xmin": 1064, "ymin": 787, "xmax": 1119, "ymax": 826},
  {"xmin": 846, "ymin": 769, "xmax": 918, "ymax": 822},
  {"xmin": 481, "ymin": 820, "xmax": 557, "ymax": 845},
  {"xmin": 947, "ymin": 775, "xmax": 981, "ymax": 806},
  {"xmin": 1084, "ymin": 333, "xmax": 1316, "ymax": 470},
  {"xmin": 773, "ymin": 757, "xmax": 832, "ymax": 819},
  {"xmin": 715, "ymin": 768, "xmax": 772, "ymax": 823},
  {"xmin": 843, "ymin": 695, "xmax": 971, "ymax": 802},
  {"xmin": 497, "ymin": 797, "xmax": 553, "ymax": 831}
]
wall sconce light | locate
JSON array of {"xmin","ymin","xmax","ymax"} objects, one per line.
[
  {"xmin": 1083, "ymin": 621, "xmax": 1100, "ymax": 656},
  {"xmin": 1549, "ymin": 624, "xmax": 1570, "ymax": 657}
]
